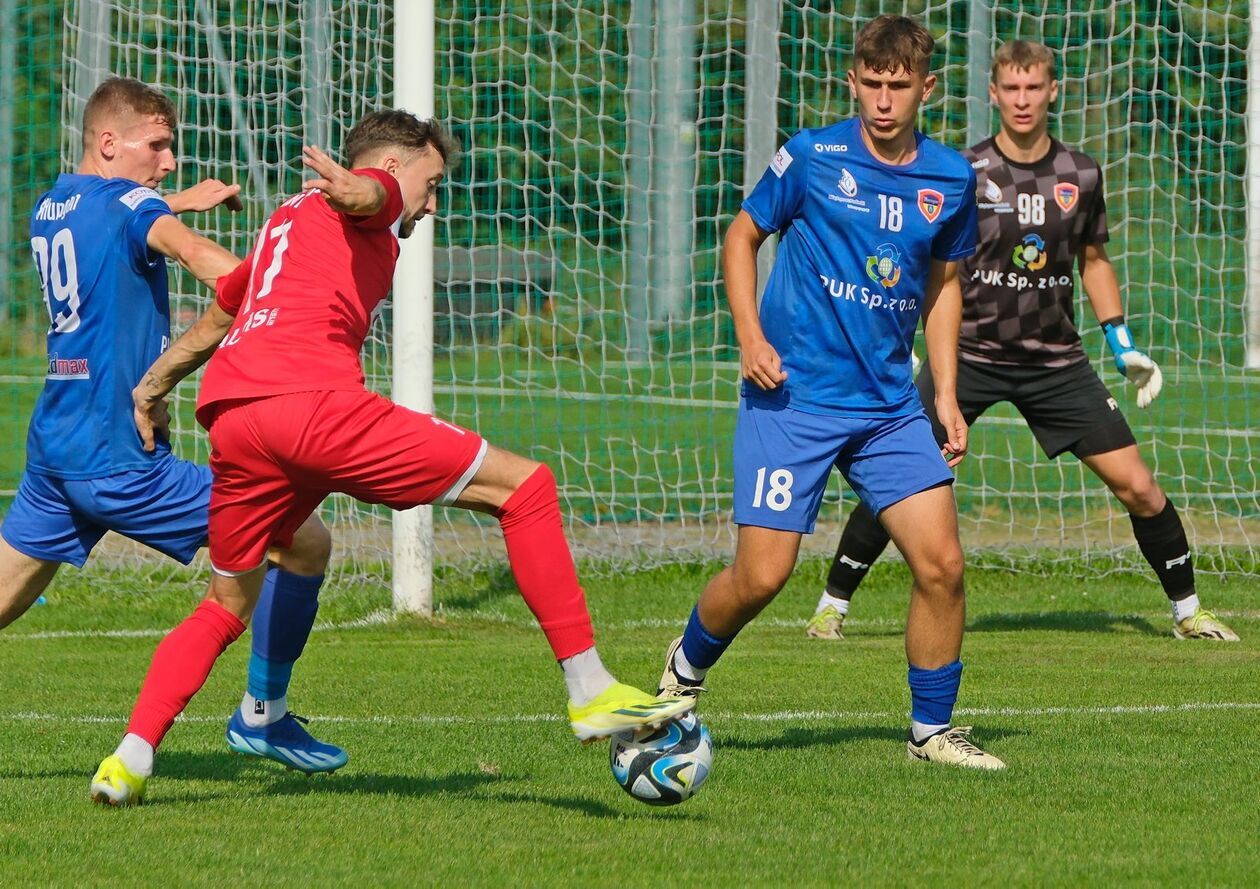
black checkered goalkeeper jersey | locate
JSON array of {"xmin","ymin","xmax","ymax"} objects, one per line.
[{"xmin": 959, "ymin": 138, "xmax": 1108, "ymax": 368}]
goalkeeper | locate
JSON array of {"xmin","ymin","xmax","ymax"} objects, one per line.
[{"xmin": 807, "ymin": 39, "xmax": 1238, "ymax": 643}]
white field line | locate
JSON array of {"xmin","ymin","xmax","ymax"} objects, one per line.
[
  {"xmin": 3, "ymin": 609, "xmax": 1258, "ymax": 642},
  {"xmin": 0, "ymin": 701, "xmax": 1256, "ymax": 729}
]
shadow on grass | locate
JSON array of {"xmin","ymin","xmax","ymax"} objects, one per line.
[
  {"xmin": 967, "ymin": 610, "xmax": 1162, "ymax": 636},
  {"xmin": 718, "ymin": 723, "xmax": 1027, "ymax": 753},
  {"xmin": 433, "ymin": 563, "xmax": 519, "ymax": 613}
]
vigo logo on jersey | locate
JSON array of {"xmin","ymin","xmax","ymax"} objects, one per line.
[
  {"xmin": 1054, "ymin": 182, "xmax": 1079, "ymax": 212},
  {"xmin": 819, "ymin": 273, "xmax": 918, "ymax": 313},
  {"xmin": 865, "ymin": 243, "xmax": 902, "ymax": 287},
  {"xmin": 1011, "ymin": 233, "xmax": 1048, "ymax": 271}
]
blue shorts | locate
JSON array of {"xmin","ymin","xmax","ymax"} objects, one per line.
[
  {"xmin": 0, "ymin": 456, "xmax": 211, "ymax": 567},
  {"xmin": 731, "ymin": 398, "xmax": 953, "ymax": 533}
]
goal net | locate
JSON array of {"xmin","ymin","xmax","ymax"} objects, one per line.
[{"xmin": 3, "ymin": 0, "xmax": 1254, "ymax": 591}]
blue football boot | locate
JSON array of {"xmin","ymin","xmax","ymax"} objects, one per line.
[{"xmin": 226, "ymin": 708, "xmax": 348, "ymax": 774}]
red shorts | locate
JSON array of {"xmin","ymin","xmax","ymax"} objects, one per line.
[{"xmin": 206, "ymin": 389, "xmax": 486, "ymax": 573}]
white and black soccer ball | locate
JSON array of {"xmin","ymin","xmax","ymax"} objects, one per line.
[{"xmin": 609, "ymin": 711, "xmax": 712, "ymax": 806}]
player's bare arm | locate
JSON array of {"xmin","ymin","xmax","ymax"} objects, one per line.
[
  {"xmin": 164, "ymin": 178, "xmax": 244, "ymax": 214},
  {"xmin": 921, "ymin": 258, "xmax": 967, "ymax": 464},
  {"xmin": 146, "ymin": 213, "xmax": 241, "ymax": 289},
  {"xmin": 133, "ymin": 301, "xmax": 237, "ymax": 452},
  {"xmin": 1081, "ymin": 242, "xmax": 1163, "ymax": 408},
  {"xmin": 1078, "ymin": 242, "xmax": 1124, "ymax": 321},
  {"xmin": 723, "ymin": 210, "xmax": 786, "ymax": 390},
  {"xmin": 302, "ymin": 144, "xmax": 387, "ymax": 215}
]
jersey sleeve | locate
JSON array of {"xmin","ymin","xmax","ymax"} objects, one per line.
[
  {"xmin": 347, "ymin": 168, "xmax": 405, "ymax": 230},
  {"xmin": 1082, "ymin": 162, "xmax": 1110, "ymax": 245},
  {"xmin": 117, "ymin": 185, "xmax": 175, "ymax": 270},
  {"xmin": 932, "ymin": 165, "xmax": 978, "ymax": 261},
  {"xmin": 214, "ymin": 257, "xmax": 252, "ymax": 316},
  {"xmin": 741, "ymin": 130, "xmax": 812, "ymax": 234}
]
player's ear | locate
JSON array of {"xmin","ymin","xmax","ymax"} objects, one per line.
[
  {"xmin": 1048, "ymin": 78, "xmax": 1059, "ymax": 104},
  {"xmin": 846, "ymin": 67, "xmax": 858, "ymax": 98},
  {"xmin": 97, "ymin": 127, "xmax": 117, "ymax": 161},
  {"xmin": 920, "ymin": 72, "xmax": 937, "ymax": 102}
]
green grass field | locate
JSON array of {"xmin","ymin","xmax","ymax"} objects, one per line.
[{"xmin": 1, "ymin": 558, "xmax": 1256, "ymax": 885}]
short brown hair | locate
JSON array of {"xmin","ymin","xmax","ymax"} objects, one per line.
[
  {"xmin": 853, "ymin": 15, "xmax": 936, "ymax": 77},
  {"xmin": 991, "ymin": 40, "xmax": 1056, "ymax": 81},
  {"xmin": 344, "ymin": 110, "xmax": 458, "ymax": 167},
  {"xmin": 82, "ymin": 77, "xmax": 177, "ymax": 145}
]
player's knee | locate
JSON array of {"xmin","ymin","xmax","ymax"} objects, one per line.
[
  {"xmin": 733, "ymin": 559, "xmax": 792, "ymax": 605},
  {"xmin": 1114, "ymin": 474, "xmax": 1164, "ymax": 517},
  {"xmin": 912, "ymin": 547, "xmax": 965, "ymax": 599},
  {"xmin": 287, "ymin": 516, "xmax": 332, "ymax": 574}
]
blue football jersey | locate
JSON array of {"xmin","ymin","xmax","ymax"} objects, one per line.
[
  {"xmin": 26, "ymin": 173, "xmax": 174, "ymax": 479},
  {"xmin": 742, "ymin": 118, "xmax": 977, "ymax": 417}
]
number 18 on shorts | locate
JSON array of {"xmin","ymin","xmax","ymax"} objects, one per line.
[{"xmin": 731, "ymin": 398, "xmax": 954, "ymax": 533}]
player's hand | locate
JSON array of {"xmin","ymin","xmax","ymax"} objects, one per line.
[
  {"xmin": 935, "ymin": 397, "xmax": 968, "ymax": 467},
  {"xmin": 302, "ymin": 145, "xmax": 386, "ymax": 216},
  {"xmin": 133, "ymin": 391, "xmax": 171, "ymax": 453},
  {"xmin": 741, "ymin": 339, "xmax": 787, "ymax": 390},
  {"xmin": 1115, "ymin": 350, "xmax": 1163, "ymax": 409},
  {"xmin": 166, "ymin": 179, "xmax": 243, "ymax": 213}
]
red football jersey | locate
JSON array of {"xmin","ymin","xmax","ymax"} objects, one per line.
[{"xmin": 196, "ymin": 168, "xmax": 404, "ymax": 427}]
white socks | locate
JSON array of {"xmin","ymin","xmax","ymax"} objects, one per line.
[
  {"xmin": 1172, "ymin": 593, "xmax": 1200, "ymax": 624},
  {"xmin": 561, "ymin": 647, "xmax": 616, "ymax": 706},
  {"xmin": 815, "ymin": 591, "xmax": 851, "ymax": 616},
  {"xmin": 241, "ymin": 693, "xmax": 286, "ymax": 728},
  {"xmin": 911, "ymin": 720, "xmax": 950, "ymax": 744},
  {"xmin": 672, "ymin": 645, "xmax": 707, "ymax": 683},
  {"xmin": 115, "ymin": 733, "xmax": 154, "ymax": 777}
]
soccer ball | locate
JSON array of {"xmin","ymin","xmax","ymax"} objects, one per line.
[{"xmin": 609, "ymin": 711, "xmax": 712, "ymax": 806}]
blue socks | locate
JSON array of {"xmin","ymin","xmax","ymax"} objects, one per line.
[
  {"xmin": 679, "ymin": 606, "xmax": 737, "ymax": 674},
  {"xmin": 247, "ymin": 568, "xmax": 325, "ymax": 707},
  {"xmin": 908, "ymin": 660, "xmax": 963, "ymax": 740}
]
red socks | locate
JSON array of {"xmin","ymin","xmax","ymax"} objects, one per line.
[
  {"xmin": 495, "ymin": 464, "xmax": 595, "ymax": 660},
  {"xmin": 125, "ymin": 599, "xmax": 246, "ymax": 748}
]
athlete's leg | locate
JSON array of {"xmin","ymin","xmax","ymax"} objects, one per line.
[
  {"xmin": 879, "ymin": 484, "xmax": 965, "ymax": 671},
  {"xmin": 1080, "ymin": 445, "xmax": 1235, "ymax": 639},
  {"xmin": 243, "ymin": 513, "xmax": 333, "ymax": 725},
  {"xmin": 0, "ymin": 538, "xmax": 60, "ymax": 630}
]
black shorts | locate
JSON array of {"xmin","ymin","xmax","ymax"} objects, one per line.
[{"xmin": 917, "ymin": 358, "xmax": 1136, "ymax": 459}]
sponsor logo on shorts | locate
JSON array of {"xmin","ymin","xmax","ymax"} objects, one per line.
[
  {"xmin": 865, "ymin": 243, "xmax": 902, "ymax": 288},
  {"xmin": 1106, "ymin": 397, "xmax": 1118, "ymax": 411}
]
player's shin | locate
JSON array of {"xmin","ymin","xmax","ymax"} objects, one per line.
[
  {"xmin": 242, "ymin": 567, "xmax": 325, "ymax": 725},
  {"xmin": 495, "ymin": 464, "xmax": 603, "ymax": 690},
  {"xmin": 119, "ymin": 599, "xmax": 247, "ymax": 772},
  {"xmin": 1129, "ymin": 500, "xmax": 1194, "ymax": 606}
]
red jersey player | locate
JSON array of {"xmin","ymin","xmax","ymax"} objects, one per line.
[{"xmin": 90, "ymin": 110, "xmax": 693, "ymax": 805}]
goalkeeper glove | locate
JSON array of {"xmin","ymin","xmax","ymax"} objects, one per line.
[{"xmin": 1101, "ymin": 316, "xmax": 1162, "ymax": 409}]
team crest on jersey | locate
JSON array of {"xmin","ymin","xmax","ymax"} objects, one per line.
[
  {"xmin": 983, "ymin": 179, "xmax": 1003, "ymax": 203},
  {"xmin": 917, "ymin": 189, "xmax": 944, "ymax": 223},
  {"xmin": 1011, "ymin": 233, "xmax": 1048, "ymax": 271},
  {"xmin": 1054, "ymin": 182, "xmax": 1079, "ymax": 212},
  {"xmin": 865, "ymin": 243, "xmax": 902, "ymax": 287},
  {"xmin": 839, "ymin": 168, "xmax": 858, "ymax": 197}
]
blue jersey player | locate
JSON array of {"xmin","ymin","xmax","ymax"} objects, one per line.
[
  {"xmin": 658, "ymin": 16, "xmax": 1004, "ymax": 769},
  {"xmin": 0, "ymin": 78, "xmax": 344, "ymax": 792}
]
